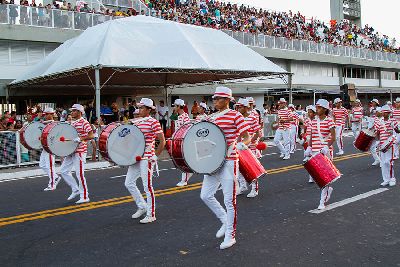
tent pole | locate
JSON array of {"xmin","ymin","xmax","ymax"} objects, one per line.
[
  {"xmin": 95, "ymin": 68, "xmax": 101, "ymax": 124},
  {"xmin": 313, "ymin": 90, "xmax": 316, "ymax": 105},
  {"xmin": 288, "ymin": 73, "xmax": 293, "ymax": 104}
]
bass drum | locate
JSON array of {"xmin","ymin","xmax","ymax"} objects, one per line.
[
  {"xmin": 41, "ymin": 122, "xmax": 79, "ymax": 157},
  {"xmin": 169, "ymin": 121, "xmax": 226, "ymax": 174},
  {"xmin": 19, "ymin": 121, "xmax": 45, "ymax": 150},
  {"xmin": 98, "ymin": 122, "xmax": 145, "ymax": 166}
]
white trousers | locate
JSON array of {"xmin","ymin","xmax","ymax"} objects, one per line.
[
  {"xmin": 335, "ymin": 125, "xmax": 344, "ymax": 152},
  {"xmin": 310, "ymin": 151, "xmax": 334, "ymax": 205},
  {"xmin": 289, "ymin": 125, "xmax": 297, "ymax": 152},
  {"xmin": 201, "ymin": 160, "xmax": 238, "ymax": 240},
  {"xmin": 394, "ymin": 133, "xmax": 400, "ymax": 159},
  {"xmin": 380, "ymin": 146, "xmax": 395, "ymax": 183},
  {"xmin": 39, "ymin": 150, "xmax": 58, "ymax": 188},
  {"xmin": 370, "ymin": 139, "xmax": 380, "ymax": 162},
  {"xmin": 60, "ymin": 152, "xmax": 89, "ymax": 200},
  {"xmin": 125, "ymin": 159, "xmax": 156, "ymax": 217},
  {"xmin": 351, "ymin": 122, "xmax": 362, "ymax": 138},
  {"xmin": 238, "ymin": 172, "xmax": 258, "ymax": 192},
  {"xmin": 274, "ymin": 129, "xmax": 290, "ymax": 155}
]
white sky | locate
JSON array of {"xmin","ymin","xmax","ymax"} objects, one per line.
[{"xmin": 227, "ymin": 0, "xmax": 400, "ymax": 42}]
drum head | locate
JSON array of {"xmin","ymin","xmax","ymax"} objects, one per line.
[
  {"xmin": 182, "ymin": 121, "xmax": 226, "ymax": 174},
  {"xmin": 46, "ymin": 123, "xmax": 79, "ymax": 157},
  {"xmin": 106, "ymin": 124, "xmax": 145, "ymax": 166},
  {"xmin": 22, "ymin": 122, "xmax": 45, "ymax": 150}
]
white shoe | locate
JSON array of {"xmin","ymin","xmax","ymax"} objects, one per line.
[
  {"xmin": 67, "ymin": 191, "xmax": 79, "ymax": 201},
  {"xmin": 140, "ymin": 216, "xmax": 156, "ymax": 224},
  {"xmin": 176, "ymin": 181, "xmax": 187, "ymax": 187},
  {"xmin": 317, "ymin": 203, "xmax": 326, "ymax": 210},
  {"xmin": 308, "ymin": 177, "xmax": 314, "ymax": 183},
  {"xmin": 132, "ymin": 208, "xmax": 146, "ymax": 219},
  {"xmin": 220, "ymin": 238, "xmax": 236, "ymax": 250},
  {"xmin": 380, "ymin": 181, "xmax": 390, "ymax": 186},
  {"xmin": 389, "ymin": 180, "xmax": 396, "ymax": 187},
  {"xmin": 216, "ymin": 223, "xmax": 226, "ymax": 238},
  {"xmin": 246, "ymin": 190, "xmax": 258, "ymax": 198},
  {"xmin": 372, "ymin": 160, "xmax": 380, "ymax": 166},
  {"xmin": 336, "ymin": 151, "xmax": 344, "ymax": 156},
  {"xmin": 279, "ymin": 153, "xmax": 284, "ymax": 158},
  {"xmin": 75, "ymin": 198, "xmax": 90, "ymax": 204},
  {"xmin": 283, "ymin": 154, "xmax": 290, "ymax": 160},
  {"xmin": 43, "ymin": 186, "xmax": 55, "ymax": 191},
  {"xmin": 236, "ymin": 186, "xmax": 247, "ymax": 196}
]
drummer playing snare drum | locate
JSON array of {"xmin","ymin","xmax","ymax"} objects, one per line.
[
  {"xmin": 59, "ymin": 104, "xmax": 95, "ymax": 204},
  {"xmin": 304, "ymin": 99, "xmax": 336, "ymax": 210},
  {"xmin": 125, "ymin": 98, "xmax": 166, "ymax": 224}
]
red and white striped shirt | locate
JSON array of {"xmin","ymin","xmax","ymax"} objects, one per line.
[
  {"xmin": 369, "ymin": 107, "xmax": 377, "ymax": 118},
  {"xmin": 244, "ymin": 114, "xmax": 262, "ymax": 155},
  {"xmin": 332, "ymin": 107, "xmax": 349, "ymax": 126},
  {"xmin": 351, "ymin": 107, "xmax": 364, "ymax": 122},
  {"xmin": 277, "ymin": 108, "xmax": 292, "ymax": 130},
  {"xmin": 290, "ymin": 111, "xmax": 300, "ymax": 126},
  {"xmin": 392, "ymin": 109, "xmax": 400, "ymax": 121},
  {"xmin": 212, "ymin": 109, "xmax": 250, "ymax": 160},
  {"xmin": 304, "ymin": 117, "xmax": 312, "ymax": 140},
  {"xmin": 133, "ymin": 116, "xmax": 163, "ymax": 158},
  {"xmin": 195, "ymin": 114, "xmax": 208, "ymax": 121},
  {"xmin": 375, "ymin": 118, "xmax": 398, "ymax": 146},
  {"xmin": 176, "ymin": 112, "xmax": 190, "ymax": 129},
  {"xmin": 72, "ymin": 117, "xmax": 92, "ymax": 154},
  {"xmin": 310, "ymin": 117, "xmax": 335, "ymax": 152}
]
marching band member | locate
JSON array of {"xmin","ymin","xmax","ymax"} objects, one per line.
[
  {"xmin": 274, "ymin": 98, "xmax": 292, "ymax": 160},
  {"xmin": 236, "ymin": 98, "xmax": 261, "ymax": 198},
  {"xmin": 41, "ymin": 107, "xmax": 61, "ymax": 191},
  {"xmin": 125, "ymin": 98, "xmax": 166, "ymax": 224},
  {"xmin": 196, "ymin": 102, "xmax": 208, "ymax": 121},
  {"xmin": 350, "ymin": 99, "xmax": 364, "ymax": 138},
  {"xmin": 246, "ymin": 97, "xmax": 263, "ymax": 157},
  {"xmin": 332, "ymin": 98, "xmax": 348, "ymax": 156},
  {"xmin": 369, "ymin": 107, "xmax": 382, "ymax": 166},
  {"xmin": 60, "ymin": 104, "xmax": 94, "ymax": 204},
  {"xmin": 369, "ymin": 99, "xmax": 380, "ymax": 117},
  {"xmin": 303, "ymin": 105, "xmax": 316, "ymax": 183},
  {"xmin": 304, "ymin": 99, "xmax": 336, "ymax": 210},
  {"xmin": 288, "ymin": 104, "xmax": 300, "ymax": 154},
  {"xmin": 174, "ymin": 99, "xmax": 193, "ymax": 187},
  {"xmin": 200, "ymin": 86, "xmax": 250, "ymax": 250},
  {"xmin": 392, "ymin": 98, "xmax": 400, "ymax": 159},
  {"xmin": 371, "ymin": 105, "xmax": 399, "ymax": 187}
]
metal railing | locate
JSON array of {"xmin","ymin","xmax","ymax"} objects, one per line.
[{"xmin": 0, "ymin": 4, "xmax": 399, "ymax": 64}]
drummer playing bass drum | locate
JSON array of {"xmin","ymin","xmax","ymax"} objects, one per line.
[
  {"xmin": 304, "ymin": 99, "xmax": 336, "ymax": 210},
  {"xmin": 60, "ymin": 104, "xmax": 94, "ymax": 204},
  {"xmin": 200, "ymin": 86, "xmax": 250, "ymax": 250},
  {"xmin": 125, "ymin": 98, "xmax": 166, "ymax": 224},
  {"xmin": 41, "ymin": 107, "xmax": 62, "ymax": 191}
]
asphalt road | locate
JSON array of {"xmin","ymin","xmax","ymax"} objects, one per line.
[{"xmin": 1, "ymin": 136, "xmax": 399, "ymax": 266}]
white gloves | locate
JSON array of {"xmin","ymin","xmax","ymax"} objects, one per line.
[
  {"xmin": 320, "ymin": 145, "xmax": 330, "ymax": 156},
  {"xmin": 304, "ymin": 147, "xmax": 312, "ymax": 157},
  {"xmin": 236, "ymin": 142, "xmax": 248, "ymax": 151},
  {"xmin": 150, "ymin": 155, "xmax": 158, "ymax": 162},
  {"xmin": 73, "ymin": 137, "xmax": 81, "ymax": 143}
]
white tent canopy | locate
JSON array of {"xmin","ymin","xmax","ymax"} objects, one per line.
[{"xmin": 9, "ymin": 15, "xmax": 287, "ymax": 115}]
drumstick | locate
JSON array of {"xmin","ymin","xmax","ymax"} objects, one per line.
[{"xmin": 59, "ymin": 136, "xmax": 72, "ymax": 142}]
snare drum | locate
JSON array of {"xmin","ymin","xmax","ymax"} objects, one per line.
[
  {"xmin": 354, "ymin": 129, "xmax": 375, "ymax": 152},
  {"xmin": 238, "ymin": 149, "xmax": 266, "ymax": 183},
  {"xmin": 41, "ymin": 122, "xmax": 79, "ymax": 157},
  {"xmin": 304, "ymin": 153, "xmax": 341, "ymax": 188},
  {"xmin": 19, "ymin": 121, "xmax": 45, "ymax": 150},
  {"xmin": 98, "ymin": 122, "xmax": 145, "ymax": 166},
  {"xmin": 169, "ymin": 121, "xmax": 226, "ymax": 174}
]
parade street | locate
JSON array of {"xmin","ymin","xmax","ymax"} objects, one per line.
[{"xmin": 0, "ymin": 136, "xmax": 399, "ymax": 266}]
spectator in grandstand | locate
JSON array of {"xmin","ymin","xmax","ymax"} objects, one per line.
[{"xmin": 8, "ymin": 111, "xmax": 16, "ymax": 124}]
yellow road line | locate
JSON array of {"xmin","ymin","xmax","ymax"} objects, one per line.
[{"xmin": 0, "ymin": 152, "xmax": 369, "ymax": 227}]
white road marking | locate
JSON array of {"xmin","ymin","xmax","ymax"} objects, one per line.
[{"xmin": 308, "ymin": 188, "xmax": 389, "ymax": 214}]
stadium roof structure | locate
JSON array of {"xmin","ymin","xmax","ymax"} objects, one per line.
[{"xmin": 9, "ymin": 15, "xmax": 287, "ymax": 105}]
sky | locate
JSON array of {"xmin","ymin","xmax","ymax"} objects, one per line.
[{"xmin": 227, "ymin": 0, "xmax": 400, "ymax": 42}]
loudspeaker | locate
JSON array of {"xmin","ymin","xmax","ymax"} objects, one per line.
[{"xmin": 340, "ymin": 84, "xmax": 356, "ymax": 109}]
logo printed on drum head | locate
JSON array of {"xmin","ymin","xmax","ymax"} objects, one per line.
[
  {"xmin": 118, "ymin": 128, "xmax": 131, "ymax": 138},
  {"xmin": 38, "ymin": 126, "xmax": 43, "ymax": 131},
  {"xmin": 196, "ymin": 128, "xmax": 209, "ymax": 138}
]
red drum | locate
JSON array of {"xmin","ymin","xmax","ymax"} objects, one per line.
[
  {"xmin": 41, "ymin": 122, "xmax": 79, "ymax": 157},
  {"xmin": 238, "ymin": 149, "xmax": 266, "ymax": 183},
  {"xmin": 381, "ymin": 137, "xmax": 395, "ymax": 153},
  {"xmin": 98, "ymin": 122, "xmax": 145, "ymax": 166},
  {"xmin": 169, "ymin": 121, "xmax": 226, "ymax": 174},
  {"xmin": 304, "ymin": 153, "xmax": 341, "ymax": 188},
  {"xmin": 19, "ymin": 121, "xmax": 45, "ymax": 150},
  {"xmin": 354, "ymin": 129, "xmax": 375, "ymax": 152}
]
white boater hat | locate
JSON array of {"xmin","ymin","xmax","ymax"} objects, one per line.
[
  {"xmin": 212, "ymin": 86, "xmax": 234, "ymax": 100},
  {"xmin": 137, "ymin": 98, "xmax": 156, "ymax": 109},
  {"xmin": 173, "ymin": 99, "xmax": 185, "ymax": 106},
  {"xmin": 316, "ymin": 99, "xmax": 330, "ymax": 109}
]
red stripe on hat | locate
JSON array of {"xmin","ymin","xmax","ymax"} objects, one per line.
[{"xmin": 213, "ymin": 92, "xmax": 232, "ymax": 98}]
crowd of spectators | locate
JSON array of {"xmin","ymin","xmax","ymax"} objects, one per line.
[{"xmin": 0, "ymin": 0, "xmax": 398, "ymax": 54}]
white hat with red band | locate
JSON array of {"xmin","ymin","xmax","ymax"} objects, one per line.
[
  {"xmin": 381, "ymin": 105, "xmax": 392, "ymax": 113},
  {"xmin": 70, "ymin": 104, "xmax": 85, "ymax": 114},
  {"xmin": 278, "ymin": 98, "xmax": 286, "ymax": 103},
  {"xmin": 137, "ymin": 98, "xmax": 156, "ymax": 109},
  {"xmin": 212, "ymin": 86, "xmax": 233, "ymax": 100},
  {"xmin": 316, "ymin": 99, "xmax": 330, "ymax": 109},
  {"xmin": 173, "ymin": 99, "xmax": 185, "ymax": 106},
  {"xmin": 235, "ymin": 98, "xmax": 250, "ymax": 107},
  {"xmin": 199, "ymin": 102, "xmax": 207, "ymax": 109},
  {"xmin": 246, "ymin": 97, "xmax": 254, "ymax": 104}
]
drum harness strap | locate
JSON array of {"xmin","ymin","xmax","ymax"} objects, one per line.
[
  {"xmin": 316, "ymin": 117, "xmax": 331, "ymax": 147},
  {"xmin": 207, "ymin": 109, "xmax": 237, "ymax": 158},
  {"xmin": 131, "ymin": 117, "xmax": 160, "ymax": 177}
]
